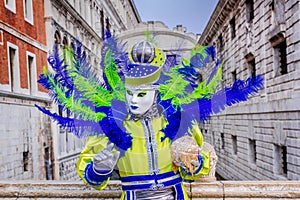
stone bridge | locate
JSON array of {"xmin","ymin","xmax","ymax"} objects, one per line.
[{"xmin": 0, "ymin": 180, "xmax": 300, "ymax": 199}]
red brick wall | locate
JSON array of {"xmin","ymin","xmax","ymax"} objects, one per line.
[
  {"xmin": 0, "ymin": 0, "xmax": 47, "ymax": 91},
  {"xmin": 0, "ymin": 32, "xmax": 9, "ymax": 85},
  {"xmin": 0, "ymin": 0, "xmax": 46, "ymax": 44}
]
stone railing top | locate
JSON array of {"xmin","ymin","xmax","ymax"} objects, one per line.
[{"xmin": 0, "ymin": 180, "xmax": 300, "ymax": 199}]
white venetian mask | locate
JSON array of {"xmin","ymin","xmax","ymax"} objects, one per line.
[{"xmin": 125, "ymin": 88, "xmax": 156, "ymax": 115}]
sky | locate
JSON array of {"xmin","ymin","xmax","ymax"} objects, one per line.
[{"xmin": 133, "ymin": 0, "xmax": 219, "ymax": 34}]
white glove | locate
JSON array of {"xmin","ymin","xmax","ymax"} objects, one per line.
[{"xmin": 93, "ymin": 143, "xmax": 120, "ymax": 174}]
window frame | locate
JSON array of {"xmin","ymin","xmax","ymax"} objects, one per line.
[
  {"xmin": 248, "ymin": 139, "xmax": 257, "ymax": 164},
  {"xmin": 26, "ymin": 51, "xmax": 37, "ymax": 95},
  {"xmin": 230, "ymin": 17, "xmax": 236, "ymax": 39},
  {"xmin": 274, "ymin": 40, "xmax": 287, "ymax": 76},
  {"xmin": 7, "ymin": 42, "xmax": 20, "ymax": 92},
  {"xmin": 273, "ymin": 144, "xmax": 288, "ymax": 177},
  {"xmin": 232, "ymin": 135, "xmax": 238, "ymax": 155},
  {"xmin": 4, "ymin": 0, "xmax": 16, "ymax": 14},
  {"xmin": 246, "ymin": 0, "xmax": 254, "ymax": 23},
  {"xmin": 248, "ymin": 57, "xmax": 256, "ymax": 79},
  {"xmin": 23, "ymin": 0, "xmax": 34, "ymax": 25}
]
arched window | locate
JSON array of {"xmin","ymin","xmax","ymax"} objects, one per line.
[
  {"xmin": 54, "ymin": 30, "xmax": 61, "ymax": 44},
  {"xmin": 62, "ymin": 36, "xmax": 68, "ymax": 47},
  {"xmin": 62, "ymin": 36, "xmax": 69, "ymax": 64},
  {"xmin": 197, "ymin": 73, "xmax": 203, "ymax": 83}
]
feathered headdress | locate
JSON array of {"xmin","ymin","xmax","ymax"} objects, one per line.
[{"xmin": 36, "ymin": 32, "xmax": 263, "ymax": 152}]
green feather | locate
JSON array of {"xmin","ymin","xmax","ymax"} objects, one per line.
[
  {"xmin": 191, "ymin": 81, "xmax": 210, "ymax": 98},
  {"xmin": 104, "ymin": 49, "xmax": 125, "ymax": 101},
  {"xmin": 73, "ymin": 75, "xmax": 112, "ymax": 107},
  {"xmin": 190, "ymin": 45, "xmax": 209, "ymax": 57},
  {"xmin": 144, "ymin": 30, "xmax": 157, "ymax": 45},
  {"xmin": 179, "ymin": 81, "xmax": 210, "ymax": 105},
  {"xmin": 205, "ymin": 63, "xmax": 223, "ymax": 94},
  {"xmin": 159, "ymin": 66, "xmax": 190, "ymax": 107},
  {"xmin": 159, "ymin": 45, "xmax": 223, "ymax": 108},
  {"xmin": 63, "ymin": 48, "xmax": 113, "ymax": 107},
  {"xmin": 45, "ymin": 71, "xmax": 106, "ymax": 121}
]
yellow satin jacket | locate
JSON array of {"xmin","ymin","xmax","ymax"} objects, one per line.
[{"xmin": 76, "ymin": 116, "xmax": 210, "ymax": 200}]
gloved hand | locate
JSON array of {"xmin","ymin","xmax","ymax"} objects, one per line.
[
  {"xmin": 93, "ymin": 143, "xmax": 120, "ymax": 174},
  {"xmin": 173, "ymin": 147, "xmax": 202, "ymax": 172},
  {"xmin": 171, "ymin": 136, "xmax": 203, "ymax": 174}
]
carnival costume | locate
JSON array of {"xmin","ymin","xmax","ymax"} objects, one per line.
[{"xmin": 36, "ymin": 32, "xmax": 263, "ymax": 199}]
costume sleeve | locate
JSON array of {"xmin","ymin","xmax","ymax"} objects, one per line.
[
  {"xmin": 76, "ymin": 135, "xmax": 111, "ymax": 190},
  {"xmin": 179, "ymin": 122, "xmax": 210, "ymax": 181}
]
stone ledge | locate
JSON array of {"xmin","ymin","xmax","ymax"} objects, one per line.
[
  {"xmin": 0, "ymin": 180, "xmax": 300, "ymax": 199},
  {"xmin": 0, "ymin": 180, "xmax": 121, "ymax": 198},
  {"xmin": 222, "ymin": 181, "xmax": 300, "ymax": 198}
]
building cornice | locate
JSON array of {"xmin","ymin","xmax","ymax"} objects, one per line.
[
  {"xmin": 198, "ymin": 0, "xmax": 239, "ymax": 45},
  {"xmin": 0, "ymin": 21, "xmax": 47, "ymax": 52},
  {"xmin": 97, "ymin": 0, "xmax": 140, "ymax": 31},
  {"xmin": 0, "ymin": 90, "xmax": 52, "ymax": 105},
  {"xmin": 128, "ymin": 0, "xmax": 142, "ymax": 23},
  {"xmin": 51, "ymin": 0, "xmax": 102, "ymax": 43},
  {"xmin": 102, "ymin": 0, "xmax": 127, "ymax": 30}
]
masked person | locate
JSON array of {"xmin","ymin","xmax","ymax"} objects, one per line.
[
  {"xmin": 36, "ymin": 35, "xmax": 263, "ymax": 200},
  {"xmin": 76, "ymin": 41, "xmax": 211, "ymax": 199}
]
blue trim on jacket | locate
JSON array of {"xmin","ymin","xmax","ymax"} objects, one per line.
[
  {"xmin": 182, "ymin": 154, "xmax": 204, "ymax": 176},
  {"xmin": 121, "ymin": 171, "xmax": 182, "ymax": 191},
  {"xmin": 84, "ymin": 162, "xmax": 112, "ymax": 186}
]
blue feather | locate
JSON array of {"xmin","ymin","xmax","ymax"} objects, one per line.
[
  {"xmin": 96, "ymin": 106, "xmax": 132, "ymax": 151},
  {"xmin": 48, "ymin": 44, "xmax": 74, "ymax": 94},
  {"xmin": 190, "ymin": 46, "xmax": 215, "ymax": 69},
  {"xmin": 176, "ymin": 46, "xmax": 217, "ymax": 85},
  {"xmin": 206, "ymin": 59, "xmax": 221, "ymax": 85},
  {"xmin": 190, "ymin": 53, "xmax": 206, "ymax": 69},
  {"xmin": 111, "ymin": 100, "xmax": 128, "ymax": 123},
  {"xmin": 185, "ymin": 75, "xmax": 264, "ymax": 122},
  {"xmin": 35, "ymin": 104, "xmax": 101, "ymax": 137},
  {"xmin": 204, "ymin": 46, "xmax": 216, "ymax": 60},
  {"xmin": 159, "ymin": 75, "xmax": 263, "ymax": 140},
  {"xmin": 100, "ymin": 30, "xmax": 129, "ymax": 90},
  {"xmin": 72, "ymin": 39, "xmax": 102, "ymax": 85},
  {"xmin": 159, "ymin": 98, "xmax": 182, "ymax": 142},
  {"xmin": 36, "ymin": 103, "xmax": 132, "ymax": 152},
  {"xmin": 177, "ymin": 67, "xmax": 198, "ymax": 79},
  {"xmin": 37, "ymin": 74, "xmax": 53, "ymax": 91}
]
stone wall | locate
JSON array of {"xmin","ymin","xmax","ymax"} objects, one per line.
[
  {"xmin": 0, "ymin": 180, "xmax": 299, "ymax": 199},
  {"xmin": 0, "ymin": 92, "xmax": 52, "ymax": 180},
  {"xmin": 198, "ymin": 0, "xmax": 300, "ymax": 180}
]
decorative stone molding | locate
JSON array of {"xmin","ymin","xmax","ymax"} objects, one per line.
[
  {"xmin": 269, "ymin": 26, "xmax": 286, "ymax": 47},
  {"xmin": 198, "ymin": 0, "xmax": 239, "ymax": 45},
  {"xmin": 0, "ymin": 21, "xmax": 47, "ymax": 52}
]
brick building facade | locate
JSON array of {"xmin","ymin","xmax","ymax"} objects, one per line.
[
  {"xmin": 0, "ymin": 0, "xmax": 51, "ymax": 179},
  {"xmin": 198, "ymin": 0, "xmax": 300, "ymax": 180}
]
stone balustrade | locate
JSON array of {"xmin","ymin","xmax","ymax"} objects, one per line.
[{"xmin": 0, "ymin": 180, "xmax": 300, "ymax": 199}]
